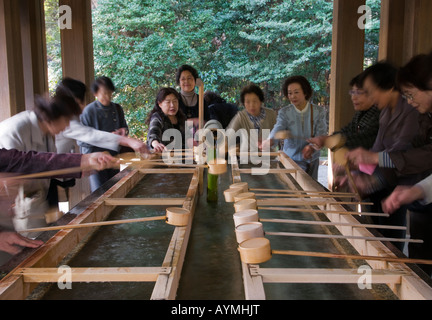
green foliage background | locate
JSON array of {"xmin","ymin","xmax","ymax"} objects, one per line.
[{"xmin": 45, "ymin": 0, "xmax": 381, "ymax": 140}]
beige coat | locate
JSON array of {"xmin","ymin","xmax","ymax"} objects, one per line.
[{"xmin": 227, "ymin": 107, "xmax": 277, "ymax": 133}]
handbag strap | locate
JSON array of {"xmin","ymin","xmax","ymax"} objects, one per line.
[{"xmin": 310, "ymin": 104, "xmax": 314, "ymax": 138}]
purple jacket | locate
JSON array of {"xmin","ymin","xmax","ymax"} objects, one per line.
[
  {"xmin": 0, "ymin": 149, "xmax": 82, "ymax": 178},
  {"xmin": 390, "ymin": 113, "xmax": 432, "ymax": 176},
  {"xmin": 371, "ymin": 96, "xmax": 419, "ymax": 153}
]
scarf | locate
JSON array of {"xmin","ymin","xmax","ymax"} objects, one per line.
[
  {"xmin": 247, "ymin": 108, "xmax": 266, "ymax": 131},
  {"xmin": 180, "ymin": 90, "xmax": 198, "ymax": 107}
]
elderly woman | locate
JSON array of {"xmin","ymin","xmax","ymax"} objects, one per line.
[
  {"xmin": 309, "ymin": 74, "xmax": 380, "ymax": 151},
  {"xmin": 227, "ymin": 84, "xmax": 277, "ymax": 151},
  {"xmin": 146, "ymin": 88, "xmax": 187, "ymax": 153},
  {"xmin": 376, "ymin": 52, "xmax": 432, "ymax": 276},
  {"xmin": 264, "ymin": 76, "xmax": 328, "ymax": 180},
  {"xmin": 342, "ymin": 62, "xmax": 421, "ymax": 252}
]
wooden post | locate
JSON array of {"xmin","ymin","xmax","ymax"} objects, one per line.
[
  {"xmin": 0, "ymin": 0, "xmax": 25, "ymax": 120},
  {"xmin": 380, "ymin": 0, "xmax": 432, "ymax": 66},
  {"xmin": 59, "ymin": 0, "xmax": 95, "ymax": 105},
  {"xmin": 378, "ymin": 0, "xmax": 407, "ymax": 66},
  {"xmin": 0, "ymin": 0, "xmax": 47, "ymax": 121},
  {"xmin": 59, "ymin": 0, "xmax": 95, "ymax": 205},
  {"xmin": 403, "ymin": 0, "xmax": 432, "ymax": 62},
  {"xmin": 28, "ymin": 0, "xmax": 48, "ymax": 97},
  {"xmin": 328, "ymin": 0, "xmax": 366, "ymax": 190}
]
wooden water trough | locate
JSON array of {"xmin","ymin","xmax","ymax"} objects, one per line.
[
  {"xmin": 229, "ymin": 151, "xmax": 432, "ymax": 300},
  {"xmin": 0, "ymin": 162, "xmax": 200, "ymax": 300},
  {"xmin": 1, "ymin": 150, "xmax": 432, "ymax": 300}
]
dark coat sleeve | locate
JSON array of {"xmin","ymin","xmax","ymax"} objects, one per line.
[
  {"xmin": 115, "ymin": 103, "xmax": 129, "ymax": 132},
  {"xmin": 338, "ymin": 107, "xmax": 381, "ymax": 150},
  {"xmin": 0, "ymin": 149, "xmax": 82, "ymax": 178},
  {"xmin": 146, "ymin": 114, "xmax": 164, "ymax": 148},
  {"xmin": 389, "ymin": 114, "xmax": 432, "ymax": 176},
  {"xmin": 390, "ymin": 144, "xmax": 432, "ymax": 176}
]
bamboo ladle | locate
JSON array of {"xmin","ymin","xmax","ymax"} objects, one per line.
[
  {"xmin": 238, "ymin": 237, "xmax": 432, "ymax": 266},
  {"xmin": 19, "ymin": 207, "xmax": 192, "ymax": 234}
]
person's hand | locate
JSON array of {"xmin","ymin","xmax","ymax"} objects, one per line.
[
  {"xmin": 334, "ymin": 174, "xmax": 348, "ymax": 190},
  {"xmin": 308, "ymin": 136, "xmax": 326, "ymax": 149},
  {"xmin": 302, "ymin": 144, "xmax": 315, "ymax": 160},
  {"xmin": 112, "ymin": 128, "xmax": 128, "ymax": 137},
  {"xmin": 260, "ymin": 139, "xmax": 273, "ymax": 152},
  {"xmin": 80, "ymin": 152, "xmax": 119, "ymax": 171},
  {"xmin": 0, "ymin": 177, "xmax": 21, "ymax": 219},
  {"xmin": 120, "ymin": 137, "xmax": 150, "ymax": 156},
  {"xmin": 151, "ymin": 141, "xmax": 167, "ymax": 153},
  {"xmin": 0, "ymin": 231, "xmax": 44, "ymax": 255},
  {"xmin": 382, "ymin": 185, "xmax": 425, "ymax": 214},
  {"xmin": 332, "ymin": 163, "xmax": 346, "ymax": 176},
  {"xmin": 334, "ymin": 171, "xmax": 376, "ymax": 198},
  {"xmin": 346, "ymin": 148, "xmax": 379, "ymax": 166}
]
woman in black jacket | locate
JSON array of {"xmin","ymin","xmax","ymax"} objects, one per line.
[
  {"xmin": 176, "ymin": 65, "xmax": 210, "ymax": 122},
  {"xmin": 146, "ymin": 88, "xmax": 187, "ymax": 153}
]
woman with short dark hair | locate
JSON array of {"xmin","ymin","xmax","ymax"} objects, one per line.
[
  {"xmin": 176, "ymin": 65, "xmax": 210, "ymax": 122},
  {"xmin": 309, "ymin": 73, "xmax": 380, "ymax": 151},
  {"xmin": 374, "ymin": 52, "xmax": 432, "ymax": 276},
  {"xmin": 79, "ymin": 76, "xmax": 130, "ymax": 192},
  {"xmin": 264, "ymin": 76, "xmax": 328, "ymax": 180},
  {"xmin": 346, "ymin": 61, "xmax": 421, "ymax": 178},
  {"xmin": 56, "ymin": 78, "xmax": 149, "ymax": 156},
  {"xmin": 344, "ymin": 61, "xmax": 422, "ymax": 252},
  {"xmin": 282, "ymin": 76, "xmax": 314, "ymax": 101}
]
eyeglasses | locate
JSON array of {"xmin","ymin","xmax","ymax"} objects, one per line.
[
  {"xmin": 402, "ymin": 92, "xmax": 416, "ymax": 102},
  {"xmin": 349, "ymin": 90, "xmax": 366, "ymax": 96}
]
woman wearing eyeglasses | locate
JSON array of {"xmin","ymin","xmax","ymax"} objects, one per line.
[
  {"xmin": 309, "ymin": 74, "xmax": 380, "ymax": 151},
  {"xmin": 346, "ymin": 58, "xmax": 432, "ymax": 188},
  {"xmin": 339, "ymin": 62, "xmax": 420, "ymax": 252},
  {"xmin": 379, "ymin": 52, "xmax": 432, "ymax": 276}
]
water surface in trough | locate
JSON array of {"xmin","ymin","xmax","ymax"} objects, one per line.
[{"xmin": 38, "ymin": 166, "xmax": 397, "ymax": 300}]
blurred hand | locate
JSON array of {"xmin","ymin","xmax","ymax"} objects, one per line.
[
  {"xmin": 334, "ymin": 171, "xmax": 375, "ymax": 198},
  {"xmin": 151, "ymin": 141, "xmax": 167, "ymax": 153},
  {"xmin": 302, "ymin": 145, "xmax": 315, "ymax": 160},
  {"xmin": 120, "ymin": 137, "xmax": 150, "ymax": 156},
  {"xmin": 332, "ymin": 163, "xmax": 346, "ymax": 176},
  {"xmin": 260, "ymin": 139, "xmax": 273, "ymax": 152},
  {"xmin": 0, "ymin": 177, "xmax": 20, "ymax": 219},
  {"xmin": 0, "ymin": 231, "xmax": 44, "ymax": 255},
  {"xmin": 308, "ymin": 136, "xmax": 326, "ymax": 149},
  {"xmin": 112, "ymin": 128, "xmax": 128, "ymax": 137},
  {"xmin": 346, "ymin": 148, "xmax": 379, "ymax": 166},
  {"xmin": 80, "ymin": 152, "xmax": 119, "ymax": 171},
  {"xmin": 382, "ymin": 185, "xmax": 425, "ymax": 214}
]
